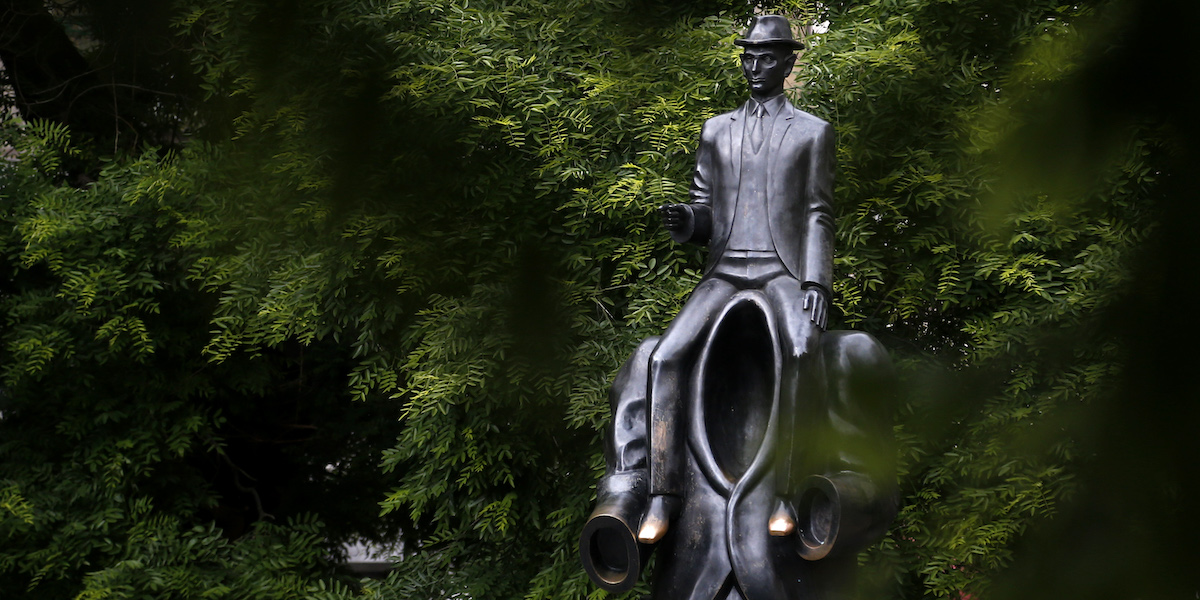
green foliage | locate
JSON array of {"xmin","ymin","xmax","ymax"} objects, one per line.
[
  {"xmin": 0, "ymin": 119, "xmax": 206, "ymax": 595},
  {"xmin": 0, "ymin": 119, "xmax": 364, "ymax": 597},
  {"xmin": 799, "ymin": 1, "xmax": 1159, "ymax": 597},
  {"xmin": 168, "ymin": 0, "xmax": 1159, "ymax": 596},
  {"xmin": 166, "ymin": 0, "xmax": 754, "ymax": 597},
  {"xmin": 0, "ymin": 0, "xmax": 1179, "ymax": 598},
  {"xmin": 76, "ymin": 516, "xmax": 343, "ymax": 600}
]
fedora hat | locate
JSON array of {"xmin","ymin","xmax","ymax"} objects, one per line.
[{"xmin": 735, "ymin": 15, "xmax": 805, "ymax": 50}]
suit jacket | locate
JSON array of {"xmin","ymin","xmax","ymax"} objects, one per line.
[{"xmin": 672, "ymin": 98, "xmax": 836, "ymax": 293}]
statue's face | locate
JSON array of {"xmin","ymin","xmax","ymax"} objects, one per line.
[{"xmin": 740, "ymin": 45, "xmax": 795, "ymax": 98}]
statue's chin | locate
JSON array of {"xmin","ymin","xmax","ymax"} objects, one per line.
[{"xmin": 748, "ymin": 82, "xmax": 778, "ymax": 98}]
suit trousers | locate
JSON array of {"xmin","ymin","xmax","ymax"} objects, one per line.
[{"xmin": 648, "ymin": 252, "xmax": 825, "ymax": 499}]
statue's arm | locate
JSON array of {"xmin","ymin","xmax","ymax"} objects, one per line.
[
  {"xmin": 662, "ymin": 121, "xmax": 715, "ymax": 245},
  {"xmin": 801, "ymin": 122, "xmax": 836, "ymax": 297}
]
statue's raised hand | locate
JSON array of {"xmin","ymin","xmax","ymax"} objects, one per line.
[{"xmin": 658, "ymin": 203, "xmax": 692, "ymax": 232}]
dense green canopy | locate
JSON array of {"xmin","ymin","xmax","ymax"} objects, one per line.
[{"xmin": 1, "ymin": 0, "xmax": 1196, "ymax": 598}]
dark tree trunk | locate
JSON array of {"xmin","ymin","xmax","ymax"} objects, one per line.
[{"xmin": 0, "ymin": 0, "xmax": 122, "ymax": 148}]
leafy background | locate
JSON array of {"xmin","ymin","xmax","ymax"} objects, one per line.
[{"xmin": 0, "ymin": 0, "xmax": 1196, "ymax": 598}]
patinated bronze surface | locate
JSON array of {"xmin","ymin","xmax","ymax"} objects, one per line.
[{"xmin": 581, "ymin": 15, "xmax": 897, "ymax": 600}]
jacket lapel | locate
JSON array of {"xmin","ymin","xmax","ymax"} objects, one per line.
[
  {"xmin": 729, "ymin": 102, "xmax": 748, "ymax": 185},
  {"xmin": 766, "ymin": 100, "xmax": 795, "ymax": 187}
]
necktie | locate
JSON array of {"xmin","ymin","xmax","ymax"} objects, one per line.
[{"xmin": 749, "ymin": 102, "xmax": 767, "ymax": 152}]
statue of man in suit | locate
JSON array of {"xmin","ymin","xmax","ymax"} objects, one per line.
[
  {"xmin": 639, "ymin": 14, "xmax": 835, "ymax": 543},
  {"xmin": 580, "ymin": 15, "xmax": 895, "ymax": 600}
]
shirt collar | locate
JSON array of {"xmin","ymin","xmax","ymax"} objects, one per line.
[{"xmin": 750, "ymin": 94, "xmax": 787, "ymax": 117}]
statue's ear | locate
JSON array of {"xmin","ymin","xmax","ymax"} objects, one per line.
[{"xmin": 783, "ymin": 53, "xmax": 797, "ymax": 77}]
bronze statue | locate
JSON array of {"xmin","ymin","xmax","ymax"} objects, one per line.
[{"xmin": 581, "ymin": 15, "xmax": 897, "ymax": 600}]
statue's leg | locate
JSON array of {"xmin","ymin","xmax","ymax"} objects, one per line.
[
  {"xmin": 647, "ymin": 276, "xmax": 739, "ymax": 498},
  {"xmin": 763, "ymin": 276, "xmax": 824, "ymax": 493},
  {"xmin": 763, "ymin": 276, "xmax": 825, "ymax": 520},
  {"xmin": 580, "ymin": 336, "xmax": 661, "ymax": 593},
  {"xmin": 605, "ymin": 336, "xmax": 660, "ymax": 475}
]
